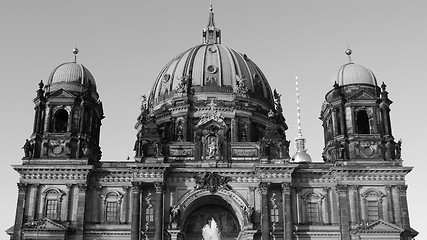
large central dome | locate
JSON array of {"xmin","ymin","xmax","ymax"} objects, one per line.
[{"xmin": 148, "ymin": 7, "xmax": 274, "ymax": 111}]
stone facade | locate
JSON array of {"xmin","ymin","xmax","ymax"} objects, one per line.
[{"xmin": 8, "ymin": 7, "xmax": 417, "ymax": 240}]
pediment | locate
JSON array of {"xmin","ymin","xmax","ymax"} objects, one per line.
[
  {"xmin": 357, "ymin": 219, "xmax": 404, "ymax": 234},
  {"xmin": 22, "ymin": 218, "xmax": 67, "ymax": 231},
  {"xmin": 196, "ymin": 110, "xmax": 227, "ymax": 129},
  {"xmin": 347, "ymin": 89, "xmax": 377, "ymax": 101},
  {"xmin": 48, "ymin": 89, "xmax": 76, "ymax": 99}
]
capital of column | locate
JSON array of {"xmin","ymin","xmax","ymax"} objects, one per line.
[
  {"xmin": 335, "ymin": 185, "xmax": 348, "ymax": 195},
  {"xmin": 281, "ymin": 183, "xmax": 291, "ymax": 193},
  {"xmin": 17, "ymin": 183, "xmax": 28, "ymax": 193},
  {"xmin": 258, "ymin": 182, "xmax": 270, "ymax": 194},
  {"xmin": 77, "ymin": 184, "xmax": 87, "ymax": 193},
  {"xmin": 154, "ymin": 182, "xmax": 164, "ymax": 193},
  {"xmin": 348, "ymin": 185, "xmax": 359, "ymax": 191},
  {"xmin": 132, "ymin": 182, "xmax": 142, "ymax": 192},
  {"xmin": 396, "ymin": 185, "xmax": 408, "ymax": 194},
  {"xmin": 249, "ymin": 186, "xmax": 257, "ymax": 192}
]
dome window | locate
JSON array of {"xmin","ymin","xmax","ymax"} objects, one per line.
[
  {"xmin": 356, "ymin": 110, "xmax": 370, "ymax": 134},
  {"xmin": 208, "ymin": 46, "xmax": 217, "ymax": 53},
  {"xmin": 162, "ymin": 74, "xmax": 170, "ymax": 83},
  {"xmin": 207, "ymin": 65, "xmax": 218, "ymax": 74},
  {"xmin": 52, "ymin": 109, "xmax": 68, "ymax": 133}
]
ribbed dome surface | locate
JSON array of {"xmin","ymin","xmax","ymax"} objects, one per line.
[
  {"xmin": 47, "ymin": 62, "xmax": 98, "ymax": 99},
  {"xmin": 148, "ymin": 43, "xmax": 274, "ymax": 109},
  {"xmin": 333, "ymin": 63, "xmax": 377, "ymax": 86}
]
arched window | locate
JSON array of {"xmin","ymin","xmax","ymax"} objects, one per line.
[
  {"xmin": 301, "ymin": 192, "xmax": 324, "ymax": 224},
  {"xmin": 356, "ymin": 110, "xmax": 370, "ymax": 134},
  {"xmin": 103, "ymin": 191, "xmax": 123, "ymax": 223},
  {"xmin": 52, "ymin": 109, "xmax": 68, "ymax": 133},
  {"xmin": 361, "ymin": 189, "xmax": 385, "ymax": 222},
  {"xmin": 43, "ymin": 188, "xmax": 63, "ymax": 220}
]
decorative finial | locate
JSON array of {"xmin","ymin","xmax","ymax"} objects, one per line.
[
  {"xmin": 73, "ymin": 46, "xmax": 79, "ymax": 62},
  {"xmin": 38, "ymin": 80, "xmax": 44, "ymax": 90},
  {"xmin": 210, "ymin": 0, "xmax": 213, "ymax": 11},
  {"xmin": 202, "ymin": 1, "xmax": 221, "ymax": 44},
  {"xmin": 345, "ymin": 48, "xmax": 352, "ymax": 63}
]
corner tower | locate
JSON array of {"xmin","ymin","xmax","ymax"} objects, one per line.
[
  {"xmin": 320, "ymin": 49, "xmax": 398, "ymax": 164},
  {"xmin": 28, "ymin": 48, "xmax": 104, "ymax": 164}
]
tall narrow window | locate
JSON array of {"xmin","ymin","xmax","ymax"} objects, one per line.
[
  {"xmin": 367, "ymin": 200, "xmax": 379, "ymax": 221},
  {"xmin": 356, "ymin": 110, "xmax": 370, "ymax": 134},
  {"xmin": 104, "ymin": 192, "xmax": 122, "ymax": 223},
  {"xmin": 52, "ymin": 109, "xmax": 68, "ymax": 133},
  {"xmin": 362, "ymin": 189, "xmax": 385, "ymax": 222},
  {"xmin": 307, "ymin": 202, "xmax": 319, "ymax": 223},
  {"xmin": 43, "ymin": 188, "xmax": 63, "ymax": 220},
  {"xmin": 270, "ymin": 207, "xmax": 279, "ymax": 223},
  {"xmin": 45, "ymin": 199, "xmax": 59, "ymax": 219}
]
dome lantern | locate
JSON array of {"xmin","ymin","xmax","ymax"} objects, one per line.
[{"xmin": 202, "ymin": 4, "xmax": 221, "ymax": 44}]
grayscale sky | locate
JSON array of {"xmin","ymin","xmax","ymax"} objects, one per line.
[{"xmin": 1, "ymin": 1, "xmax": 426, "ymax": 238}]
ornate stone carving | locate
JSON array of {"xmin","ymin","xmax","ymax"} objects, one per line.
[
  {"xmin": 397, "ymin": 185, "xmax": 408, "ymax": 194},
  {"xmin": 17, "ymin": 183, "xmax": 27, "ymax": 193},
  {"xmin": 234, "ymin": 74, "xmax": 248, "ymax": 97},
  {"xmin": 132, "ymin": 182, "xmax": 141, "ymax": 192},
  {"xmin": 335, "ymin": 185, "xmax": 348, "ymax": 195},
  {"xmin": 281, "ymin": 183, "xmax": 291, "ymax": 192},
  {"xmin": 154, "ymin": 182, "xmax": 164, "ymax": 193},
  {"xmin": 77, "ymin": 184, "xmax": 87, "ymax": 193},
  {"xmin": 258, "ymin": 182, "xmax": 270, "ymax": 194},
  {"xmin": 193, "ymin": 172, "xmax": 231, "ymax": 193}
]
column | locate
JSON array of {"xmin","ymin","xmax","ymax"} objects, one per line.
[
  {"xmin": 258, "ymin": 182, "xmax": 270, "ymax": 240},
  {"xmin": 322, "ymin": 187, "xmax": 331, "ymax": 224},
  {"xmin": 392, "ymin": 185, "xmax": 402, "ymax": 226},
  {"xmin": 231, "ymin": 117, "xmax": 237, "ymax": 142},
  {"xmin": 67, "ymin": 107, "xmax": 73, "ymax": 133},
  {"xmin": 385, "ymin": 185, "xmax": 394, "ymax": 223},
  {"xmin": 13, "ymin": 183, "xmax": 27, "ymax": 240},
  {"xmin": 281, "ymin": 183, "xmax": 292, "ymax": 240},
  {"xmin": 123, "ymin": 186, "xmax": 131, "ymax": 223},
  {"xmin": 348, "ymin": 185, "xmax": 358, "ymax": 224},
  {"xmin": 131, "ymin": 182, "xmax": 141, "ymax": 240},
  {"xmin": 66, "ymin": 184, "xmax": 75, "ymax": 222},
  {"xmin": 43, "ymin": 105, "xmax": 51, "ymax": 133},
  {"xmin": 336, "ymin": 185, "xmax": 350, "ymax": 240},
  {"xmin": 27, "ymin": 184, "xmax": 39, "ymax": 221},
  {"xmin": 154, "ymin": 182, "xmax": 164, "ymax": 240},
  {"xmin": 332, "ymin": 108, "xmax": 338, "ymax": 136},
  {"xmin": 398, "ymin": 185, "xmax": 410, "ymax": 229},
  {"xmin": 75, "ymin": 184, "xmax": 87, "ymax": 240},
  {"xmin": 339, "ymin": 106, "xmax": 346, "ymax": 136}
]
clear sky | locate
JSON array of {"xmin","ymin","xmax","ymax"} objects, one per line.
[{"xmin": 1, "ymin": 0, "xmax": 426, "ymax": 238}]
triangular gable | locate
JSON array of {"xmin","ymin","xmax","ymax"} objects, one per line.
[
  {"xmin": 22, "ymin": 218, "xmax": 67, "ymax": 231},
  {"xmin": 347, "ymin": 89, "xmax": 377, "ymax": 101},
  {"xmin": 48, "ymin": 88, "xmax": 76, "ymax": 99},
  {"xmin": 356, "ymin": 219, "xmax": 404, "ymax": 234}
]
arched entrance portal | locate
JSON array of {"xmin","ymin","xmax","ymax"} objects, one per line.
[{"xmin": 182, "ymin": 195, "xmax": 240, "ymax": 240}]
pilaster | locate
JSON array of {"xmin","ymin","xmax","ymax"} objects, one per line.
[
  {"xmin": 281, "ymin": 183, "xmax": 292, "ymax": 240},
  {"xmin": 336, "ymin": 185, "xmax": 350, "ymax": 240},
  {"xmin": 154, "ymin": 182, "xmax": 164, "ymax": 240},
  {"xmin": 258, "ymin": 182, "xmax": 270, "ymax": 240},
  {"xmin": 131, "ymin": 182, "xmax": 141, "ymax": 240},
  {"xmin": 12, "ymin": 183, "xmax": 27, "ymax": 240}
]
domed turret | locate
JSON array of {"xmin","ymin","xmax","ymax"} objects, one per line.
[
  {"xmin": 46, "ymin": 48, "xmax": 99, "ymax": 99},
  {"xmin": 320, "ymin": 49, "xmax": 398, "ymax": 164}
]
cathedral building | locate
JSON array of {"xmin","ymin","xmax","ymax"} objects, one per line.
[{"xmin": 8, "ymin": 6, "xmax": 417, "ymax": 240}]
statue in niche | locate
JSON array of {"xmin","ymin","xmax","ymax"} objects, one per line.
[
  {"xmin": 176, "ymin": 120, "xmax": 183, "ymax": 141},
  {"xmin": 241, "ymin": 123, "xmax": 248, "ymax": 142},
  {"xmin": 22, "ymin": 139, "xmax": 33, "ymax": 158},
  {"xmin": 207, "ymin": 136, "xmax": 217, "ymax": 159}
]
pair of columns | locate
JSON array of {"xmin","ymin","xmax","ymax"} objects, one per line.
[
  {"xmin": 258, "ymin": 182, "xmax": 293, "ymax": 240},
  {"xmin": 131, "ymin": 182, "xmax": 164, "ymax": 240}
]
